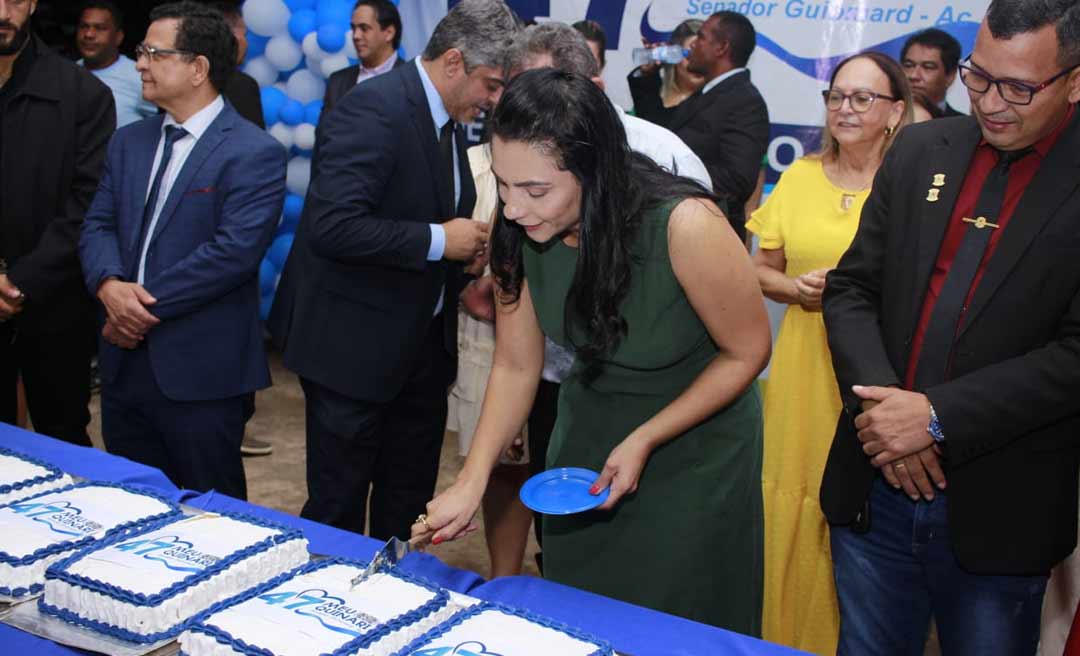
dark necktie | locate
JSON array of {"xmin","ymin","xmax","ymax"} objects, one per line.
[
  {"xmin": 439, "ymin": 120, "xmax": 456, "ymax": 215},
  {"xmin": 913, "ymin": 148, "xmax": 1032, "ymax": 390},
  {"xmin": 139, "ymin": 125, "xmax": 189, "ymax": 248}
]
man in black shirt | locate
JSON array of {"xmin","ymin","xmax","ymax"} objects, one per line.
[{"xmin": 0, "ymin": 0, "xmax": 115, "ymax": 444}]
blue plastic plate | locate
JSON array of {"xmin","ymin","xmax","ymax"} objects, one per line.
[{"xmin": 519, "ymin": 467, "xmax": 609, "ymax": 515}]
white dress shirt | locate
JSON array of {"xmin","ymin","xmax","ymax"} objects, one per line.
[
  {"xmin": 701, "ymin": 67, "xmax": 747, "ymax": 95},
  {"xmin": 137, "ymin": 95, "xmax": 225, "ymax": 284},
  {"xmin": 615, "ymin": 105, "xmax": 712, "ymax": 190}
]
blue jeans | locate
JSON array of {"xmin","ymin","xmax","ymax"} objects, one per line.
[{"xmin": 831, "ymin": 477, "xmax": 1048, "ymax": 656}]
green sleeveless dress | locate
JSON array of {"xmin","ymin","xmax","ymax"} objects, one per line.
[{"xmin": 523, "ymin": 198, "xmax": 764, "ymax": 633}]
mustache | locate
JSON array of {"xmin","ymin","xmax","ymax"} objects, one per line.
[{"xmin": 0, "ymin": 22, "xmax": 16, "ymax": 30}]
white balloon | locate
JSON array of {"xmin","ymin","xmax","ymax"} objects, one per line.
[
  {"xmin": 306, "ymin": 56, "xmax": 324, "ymax": 76},
  {"xmin": 264, "ymin": 34, "xmax": 303, "ymax": 72},
  {"xmin": 286, "ymin": 156, "xmax": 312, "ymax": 197},
  {"xmin": 320, "ymin": 54, "xmax": 350, "ymax": 79},
  {"xmin": 243, "ymin": 56, "xmax": 278, "ymax": 88},
  {"xmin": 242, "ymin": 0, "xmax": 290, "ymax": 37},
  {"xmin": 302, "ymin": 33, "xmax": 327, "ymax": 62},
  {"xmin": 270, "ymin": 123, "xmax": 295, "ymax": 150},
  {"xmin": 342, "ymin": 31, "xmax": 357, "ymax": 60},
  {"xmin": 286, "ymin": 69, "xmax": 326, "ymax": 105},
  {"xmin": 294, "ymin": 124, "xmax": 317, "ymax": 151}
]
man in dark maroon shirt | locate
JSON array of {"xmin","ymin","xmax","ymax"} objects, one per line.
[{"xmin": 820, "ymin": 0, "xmax": 1080, "ymax": 653}]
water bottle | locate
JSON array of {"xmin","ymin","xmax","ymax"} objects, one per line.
[{"xmin": 632, "ymin": 45, "xmax": 689, "ymax": 66}]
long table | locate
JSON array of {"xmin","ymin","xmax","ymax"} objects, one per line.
[{"xmin": 0, "ymin": 424, "xmax": 805, "ymax": 655}]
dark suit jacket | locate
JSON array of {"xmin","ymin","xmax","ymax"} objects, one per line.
[
  {"xmin": 667, "ymin": 69, "xmax": 769, "ymax": 240},
  {"xmin": 821, "ymin": 113, "xmax": 1080, "ymax": 575},
  {"xmin": 269, "ymin": 59, "xmax": 476, "ymax": 403},
  {"xmin": 321, "ymin": 57, "xmax": 406, "ymax": 118},
  {"xmin": 943, "ymin": 102, "xmax": 965, "ymax": 117},
  {"xmin": 224, "ymin": 71, "xmax": 265, "ymax": 129},
  {"xmin": 0, "ymin": 36, "xmax": 114, "ymax": 334},
  {"xmin": 79, "ymin": 101, "xmax": 287, "ymax": 402}
]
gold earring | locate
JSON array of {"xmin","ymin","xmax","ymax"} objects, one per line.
[{"xmin": 885, "ymin": 125, "xmax": 896, "ymax": 136}]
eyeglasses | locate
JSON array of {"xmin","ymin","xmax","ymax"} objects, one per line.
[
  {"xmin": 958, "ymin": 59, "xmax": 1079, "ymax": 106},
  {"xmin": 134, "ymin": 43, "xmax": 195, "ymax": 63},
  {"xmin": 821, "ymin": 89, "xmax": 897, "ymax": 113}
]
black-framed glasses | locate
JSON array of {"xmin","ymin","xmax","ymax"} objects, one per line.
[
  {"xmin": 958, "ymin": 59, "xmax": 1079, "ymax": 106},
  {"xmin": 821, "ymin": 89, "xmax": 897, "ymax": 113},
  {"xmin": 134, "ymin": 43, "xmax": 195, "ymax": 63}
]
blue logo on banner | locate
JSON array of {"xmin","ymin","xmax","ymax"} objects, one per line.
[
  {"xmin": 411, "ymin": 642, "xmax": 505, "ymax": 656},
  {"xmin": 114, "ymin": 534, "xmax": 219, "ymax": 573},
  {"xmin": 8, "ymin": 499, "xmax": 102, "ymax": 537},
  {"xmin": 258, "ymin": 588, "xmax": 380, "ymax": 638}
]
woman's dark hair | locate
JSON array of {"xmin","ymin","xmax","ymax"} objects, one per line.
[
  {"xmin": 149, "ymin": 1, "xmax": 237, "ymax": 93},
  {"xmin": 489, "ymin": 68, "xmax": 717, "ymax": 381}
]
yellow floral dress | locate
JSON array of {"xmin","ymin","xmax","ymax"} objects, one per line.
[{"xmin": 746, "ymin": 156, "xmax": 869, "ymax": 655}]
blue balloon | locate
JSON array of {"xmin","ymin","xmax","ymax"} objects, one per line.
[
  {"xmin": 282, "ymin": 193, "xmax": 304, "ymax": 223},
  {"xmin": 316, "ymin": 23, "xmax": 346, "ymax": 53},
  {"xmin": 259, "ymin": 290, "xmax": 275, "ymax": 322},
  {"xmin": 259, "ymin": 258, "xmax": 278, "ymax": 296},
  {"xmin": 246, "ymin": 31, "xmax": 269, "ymax": 60},
  {"xmin": 287, "ymin": 9, "xmax": 318, "ymax": 43},
  {"xmin": 316, "ymin": 0, "xmax": 351, "ymax": 27},
  {"xmin": 267, "ymin": 233, "xmax": 294, "ymax": 270},
  {"xmin": 285, "ymin": 0, "xmax": 317, "ymax": 11},
  {"xmin": 260, "ymin": 87, "xmax": 287, "ymax": 125},
  {"xmin": 279, "ymin": 99, "xmax": 304, "ymax": 126},
  {"xmin": 303, "ymin": 100, "xmax": 323, "ymax": 125}
]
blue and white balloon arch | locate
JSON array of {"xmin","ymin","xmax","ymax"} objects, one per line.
[{"xmin": 244, "ymin": 0, "xmax": 401, "ymax": 320}]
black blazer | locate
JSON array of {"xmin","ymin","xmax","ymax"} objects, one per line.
[
  {"xmin": 943, "ymin": 102, "xmax": 965, "ymax": 117},
  {"xmin": 821, "ymin": 113, "xmax": 1080, "ymax": 575},
  {"xmin": 0, "ymin": 36, "xmax": 114, "ymax": 334},
  {"xmin": 321, "ymin": 57, "xmax": 406, "ymax": 118},
  {"xmin": 224, "ymin": 71, "xmax": 265, "ymax": 129},
  {"xmin": 269, "ymin": 59, "xmax": 476, "ymax": 403},
  {"xmin": 666, "ymin": 70, "xmax": 769, "ymax": 240}
]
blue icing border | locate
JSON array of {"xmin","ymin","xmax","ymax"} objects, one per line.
[
  {"xmin": 392, "ymin": 602, "xmax": 613, "ymax": 656},
  {"xmin": 0, "ymin": 446, "xmax": 66, "ymax": 502},
  {"xmin": 37, "ymin": 512, "xmax": 307, "ymax": 642},
  {"xmin": 0, "ymin": 481, "xmax": 180, "ymax": 600},
  {"xmin": 186, "ymin": 556, "xmax": 450, "ymax": 656}
]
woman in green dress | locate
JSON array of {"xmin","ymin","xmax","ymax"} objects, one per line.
[{"xmin": 414, "ymin": 69, "xmax": 771, "ymax": 632}]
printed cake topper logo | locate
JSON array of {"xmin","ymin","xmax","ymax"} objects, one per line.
[
  {"xmin": 257, "ymin": 588, "xmax": 381, "ymax": 638},
  {"xmin": 114, "ymin": 535, "xmax": 221, "ymax": 573},
  {"xmin": 8, "ymin": 499, "xmax": 103, "ymax": 537},
  {"xmin": 412, "ymin": 643, "xmax": 505, "ymax": 656}
]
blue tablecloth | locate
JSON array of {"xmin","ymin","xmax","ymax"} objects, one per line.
[
  {"xmin": 0, "ymin": 424, "xmax": 807, "ymax": 656},
  {"xmin": 0, "ymin": 423, "xmax": 179, "ymax": 499}
]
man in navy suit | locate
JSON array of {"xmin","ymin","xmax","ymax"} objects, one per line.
[
  {"xmin": 79, "ymin": 2, "xmax": 286, "ymax": 500},
  {"xmin": 322, "ymin": 0, "xmax": 404, "ymax": 116},
  {"xmin": 270, "ymin": 0, "xmax": 519, "ymax": 540}
]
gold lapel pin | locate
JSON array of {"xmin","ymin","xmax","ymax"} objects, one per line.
[
  {"xmin": 962, "ymin": 216, "xmax": 999, "ymax": 229},
  {"xmin": 932, "ymin": 173, "xmax": 946, "ymax": 187},
  {"xmin": 926, "ymin": 188, "xmax": 940, "ymax": 202}
]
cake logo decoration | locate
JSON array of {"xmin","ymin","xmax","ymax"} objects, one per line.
[
  {"xmin": 412, "ymin": 642, "xmax": 506, "ymax": 656},
  {"xmin": 258, "ymin": 588, "xmax": 380, "ymax": 637},
  {"xmin": 115, "ymin": 534, "xmax": 221, "ymax": 573},
  {"xmin": 7, "ymin": 499, "xmax": 103, "ymax": 537}
]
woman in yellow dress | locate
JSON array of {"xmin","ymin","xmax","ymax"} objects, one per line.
[{"xmin": 747, "ymin": 52, "xmax": 912, "ymax": 655}]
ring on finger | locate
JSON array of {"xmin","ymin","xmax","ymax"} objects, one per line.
[
  {"xmin": 414, "ymin": 513, "xmax": 430, "ymax": 530},
  {"xmin": 894, "ymin": 462, "xmax": 907, "ymax": 470}
]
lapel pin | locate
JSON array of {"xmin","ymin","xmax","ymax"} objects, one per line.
[
  {"xmin": 932, "ymin": 173, "xmax": 946, "ymax": 187},
  {"xmin": 962, "ymin": 216, "xmax": 999, "ymax": 229},
  {"xmin": 926, "ymin": 188, "xmax": 940, "ymax": 202}
]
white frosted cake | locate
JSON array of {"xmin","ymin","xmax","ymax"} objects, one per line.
[
  {"xmin": 0, "ymin": 482, "xmax": 178, "ymax": 602},
  {"xmin": 0, "ymin": 447, "xmax": 72, "ymax": 507},
  {"xmin": 40, "ymin": 512, "xmax": 310, "ymax": 643},
  {"xmin": 398, "ymin": 603, "xmax": 612, "ymax": 656},
  {"xmin": 179, "ymin": 558, "xmax": 459, "ymax": 656}
]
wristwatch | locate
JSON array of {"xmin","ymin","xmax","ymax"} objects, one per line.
[{"xmin": 927, "ymin": 403, "xmax": 945, "ymax": 443}]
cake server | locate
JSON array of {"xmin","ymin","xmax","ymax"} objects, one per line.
[{"xmin": 350, "ymin": 536, "xmax": 424, "ymax": 589}]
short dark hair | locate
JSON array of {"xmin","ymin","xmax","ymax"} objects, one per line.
[
  {"xmin": 709, "ymin": 11, "xmax": 756, "ymax": 68},
  {"xmin": 354, "ymin": 0, "xmax": 403, "ymax": 50},
  {"xmin": 204, "ymin": 1, "xmax": 241, "ymax": 26},
  {"xmin": 149, "ymin": 1, "xmax": 237, "ymax": 93},
  {"xmin": 986, "ymin": 0, "xmax": 1080, "ymax": 68},
  {"xmin": 571, "ymin": 19, "xmax": 606, "ymax": 68},
  {"xmin": 79, "ymin": 0, "xmax": 124, "ymax": 30},
  {"xmin": 900, "ymin": 28, "xmax": 962, "ymax": 73}
]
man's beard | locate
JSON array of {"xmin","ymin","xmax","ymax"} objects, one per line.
[{"xmin": 0, "ymin": 21, "xmax": 30, "ymax": 57}]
